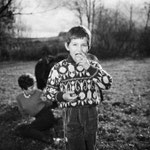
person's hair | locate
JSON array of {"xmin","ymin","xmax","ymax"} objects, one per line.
[
  {"xmin": 18, "ymin": 73, "xmax": 35, "ymax": 90},
  {"xmin": 65, "ymin": 25, "xmax": 91, "ymax": 48}
]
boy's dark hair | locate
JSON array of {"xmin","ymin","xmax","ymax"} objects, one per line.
[
  {"xmin": 66, "ymin": 25, "xmax": 91, "ymax": 48},
  {"xmin": 18, "ymin": 73, "xmax": 35, "ymax": 90}
]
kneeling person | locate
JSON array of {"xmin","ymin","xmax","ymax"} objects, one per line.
[{"xmin": 15, "ymin": 73, "xmax": 58, "ymax": 144}]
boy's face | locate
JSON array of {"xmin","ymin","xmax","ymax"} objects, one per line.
[
  {"xmin": 23, "ymin": 85, "xmax": 35, "ymax": 95},
  {"xmin": 65, "ymin": 37, "xmax": 89, "ymax": 64}
]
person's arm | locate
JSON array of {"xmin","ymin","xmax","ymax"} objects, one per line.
[
  {"xmin": 39, "ymin": 89, "xmax": 56, "ymax": 107},
  {"xmin": 76, "ymin": 53, "xmax": 112, "ymax": 90},
  {"xmin": 16, "ymin": 96, "xmax": 29, "ymax": 118},
  {"xmin": 87, "ymin": 61, "xmax": 112, "ymax": 90},
  {"xmin": 43, "ymin": 64, "xmax": 64, "ymax": 103}
]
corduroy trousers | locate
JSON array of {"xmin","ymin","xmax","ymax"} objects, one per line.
[{"xmin": 63, "ymin": 105, "xmax": 98, "ymax": 150}]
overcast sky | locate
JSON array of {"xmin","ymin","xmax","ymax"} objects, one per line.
[{"xmin": 16, "ymin": 0, "xmax": 150, "ymax": 38}]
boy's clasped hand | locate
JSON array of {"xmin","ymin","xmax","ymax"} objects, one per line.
[
  {"xmin": 75, "ymin": 53, "xmax": 90, "ymax": 70},
  {"xmin": 63, "ymin": 91, "xmax": 78, "ymax": 103}
]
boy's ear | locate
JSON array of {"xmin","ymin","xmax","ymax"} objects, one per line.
[{"xmin": 65, "ymin": 43, "xmax": 69, "ymax": 51}]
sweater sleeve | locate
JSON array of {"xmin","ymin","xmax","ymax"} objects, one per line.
[
  {"xmin": 43, "ymin": 64, "xmax": 65, "ymax": 103},
  {"xmin": 87, "ymin": 61, "xmax": 113, "ymax": 90}
]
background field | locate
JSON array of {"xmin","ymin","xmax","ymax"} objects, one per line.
[{"xmin": 0, "ymin": 59, "xmax": 150, "ymax": 150}]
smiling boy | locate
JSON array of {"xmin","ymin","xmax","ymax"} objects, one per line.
[{"xmin": 44, "ymin": 26, "xmax": 112, "ymax": 150}]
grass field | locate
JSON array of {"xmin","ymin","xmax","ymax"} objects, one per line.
[{"xmin": 0, "ymin": 59, "xmax": 150, "ymax": 150}]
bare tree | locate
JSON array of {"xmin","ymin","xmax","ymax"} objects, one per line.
[
  {"xmin": 0, "ymin": 0, "xmax": 25, "ymax": 37},
  {"xmin": 62, "ymin": 0, "xmax": 101, "ymax": 45},
  {"xmin": 64, "ymin": 1, "xmax": 99, "ymax": 28},
  {"xmin": 0, "ymin": 0, "xmax": 14, "ymax": 32},
  {"xmin": 0, "ymin": 0, "xmax": 13, "ymax": 18},
  {"xmin": 144, "ymin": 2, "xmax": 150, "ymax": 30},
  {"xmin": 14, "ymin": 15, "xmax": 32, "ymax": 38}
]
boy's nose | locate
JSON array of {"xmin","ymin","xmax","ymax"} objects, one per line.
[{"xmin": 77, "ymin": 45, "xmax": 82, "ymax": 51}]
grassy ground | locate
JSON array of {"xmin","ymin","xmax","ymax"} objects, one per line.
[{"xmin": 0, "ymin": 59, "xmax": 150, "ymax": 150}]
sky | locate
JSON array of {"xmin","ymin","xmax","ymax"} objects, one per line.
[{"xmin": 16, "ymin": 0, "xmax": 150, "ymax": 38}]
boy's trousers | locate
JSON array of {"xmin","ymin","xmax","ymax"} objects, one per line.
[{"xmin": 63, "ymin": 105, "xmax": 98, "ymax": 150}]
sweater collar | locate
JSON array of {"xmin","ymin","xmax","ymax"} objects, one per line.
[{"xmin": 67, "ymin": 54, "xmax": 76, "ymax": 65}]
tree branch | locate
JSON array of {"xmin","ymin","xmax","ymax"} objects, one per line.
[{"xmin": 0, "ymin": 0, "xmax": 12, "ymax": 15}]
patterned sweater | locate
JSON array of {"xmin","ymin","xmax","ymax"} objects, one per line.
[{"xmin": 44, "ymin": 55, "xmax": 112, "ymax": 108}]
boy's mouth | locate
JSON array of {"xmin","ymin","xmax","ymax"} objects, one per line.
[{"xmin": 75, "ymin": 53, "xmax": 83, "ymax": 65}]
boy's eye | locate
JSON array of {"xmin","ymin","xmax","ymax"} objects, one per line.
[
  {"xmin": 73, "ymin": 43, "xmax": 77, "ymax": 46},
  {"xmin": 28, "ymin": 86, "xmax": 34, "ymax": 90},
  {"xmin": 82, "ymin": 44, "xmax": 88, "ymax": 47}
]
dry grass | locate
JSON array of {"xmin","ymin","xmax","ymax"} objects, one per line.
[{"xmin": 0, "ymin": 59, "xmax": 150, "ymax": 150}]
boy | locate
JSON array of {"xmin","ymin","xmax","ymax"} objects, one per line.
[
  {"xmin": 44, "ymin": 26, "xmax": 112, "ymax": 150},
  {"xmin": 15, "ymin": 73, "xmax": 58, "ymax": 144}
]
